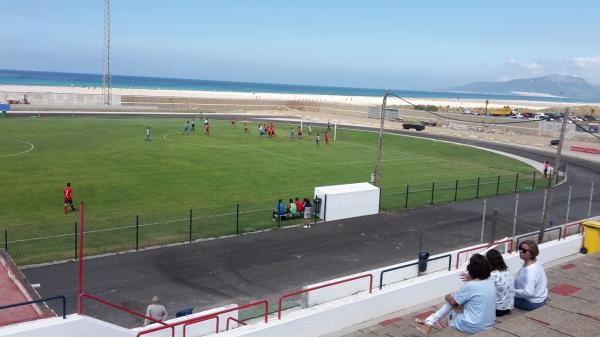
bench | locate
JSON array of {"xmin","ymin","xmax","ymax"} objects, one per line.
[{"xmin": 279, "ymin": 212, "xmax": 303, "ymax": 220}]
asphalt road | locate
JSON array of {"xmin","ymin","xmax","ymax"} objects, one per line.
[{"xmin": 23, "ymin": 122, "xmax": 600, "ymax": 328}]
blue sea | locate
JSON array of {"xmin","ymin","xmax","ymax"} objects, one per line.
[{"xmin": 0, "ymin": 69, "xmax": 595, "ymax": 104}]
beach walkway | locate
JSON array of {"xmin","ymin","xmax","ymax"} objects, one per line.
[{"xmin": 334, "ymin": 252, "xmax": 600, "ymax": 337}]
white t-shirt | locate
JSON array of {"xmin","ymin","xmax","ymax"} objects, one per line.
[
  {"xmin": 514, "ymin": 261, "xmax": 548, "ymax": 303},
  {"xmin": 490, "ymin": 270, "xmax": 515, "ymax": 310}
]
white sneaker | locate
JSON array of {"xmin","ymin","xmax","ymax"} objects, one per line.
[{"xmin": 303, "ymin": 225, "xmax": 308, "ymax": 228}]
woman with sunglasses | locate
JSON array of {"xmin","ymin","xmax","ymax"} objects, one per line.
[{"xmin": 514, "ymin": 240, "xmax": 548, "ymax": 310}]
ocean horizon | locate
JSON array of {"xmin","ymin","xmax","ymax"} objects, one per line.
[{"xmin": 1, "ymin": 69, "xmax": 596, "ymax": 104}]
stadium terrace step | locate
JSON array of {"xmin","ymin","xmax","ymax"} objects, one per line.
[{"xmin": 337, "ymin": 253, "xmax": 600, "ymax": 337}]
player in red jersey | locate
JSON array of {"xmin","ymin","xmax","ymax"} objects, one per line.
[
  {"xmin": 64, "ymin": 182, "xmax": 76, "ymax": 214},
  {"xmin": 324, "ymin": 131, "xmax": 330, "ymax": 145},
  {"xmin": 231, "ymin": 116, "xmax": 237, "ymax": 128}
]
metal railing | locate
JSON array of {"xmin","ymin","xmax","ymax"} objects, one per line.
[
  {"xmin": 562, "ymin": 221, "xmax": 585, "ymax": 239},
  {"xmin": 379, "ymin": 254, "xmax": 452, "ymax": 290},
  {"xmin": 0, "ymin": 295, "xmax": 66, "ymax": 320},
  {"xmin": 455, "ymin": 239, "xmax": 514, "ymax": 269},
  {"xmin": 79, "ymin": 293, "xmax": 170, "ymax": 329},
  {"xmin": 516, "ymin": 227, "xmax": 562, "ymax": 248},
  {"xmin": 226, "ymin": 317, "xmax": 247, "ymax": 331},
  {"xmin": 278, "ymin": 273, "xmax": 373, "ymax": 320},
  {"xmin": 136, "ymin": 300, "xmax": 268, "ymax": 337}
]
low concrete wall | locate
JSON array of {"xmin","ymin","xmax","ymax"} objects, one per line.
[
  {"xmin": 218, "ymin": 234, "xmax": 584, "ymax": 337},
  {"xmin": 2, "ymin": 92, "xmax": 121, "ymax": 106},
  {"xmin": 0, "ymin": 315, "xmax": 133, "ymax": 337}
]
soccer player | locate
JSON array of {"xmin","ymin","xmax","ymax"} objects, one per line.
[
  {"xmin": 324, "ymin": 131, "xmax": 330, "ymax": 145},
  {"xmin": 290, "ymin": 128, "xmax": 295, "ymax": 141},
  {"xmin": 183, "ymin": 121, "xmax": 190, "ymax": 135},
  {"xmin": 146, "ymin": 127, "xmax": 151, "ymax": 142},
  {"xmin": 308, "ymin": 124, "xmax": 312, "ymax": 135},
  {"xmin": 231, "ymin": 116, "xmax": 237, "ymax": 128},
  {"xmin": 204, "ymin": 121, "xmax": 210, "ymax": 135},
  {"xmin": 297, "ymin": 126, "xmax": 303, "ymax": 139},
  {"xmin": 64, "ymin": 183, "xmax": 76, "ymax": 214},
  {"xmin": 191, "ymin": 119, "xmax": 196, "ymax": 132},
  {"xmin": 316, "ymin": 133, "xmax": 321, "ymax": 145},
  {"xmin": 244, "ymin": 122, "xmax": 249, "ymax": 133}
]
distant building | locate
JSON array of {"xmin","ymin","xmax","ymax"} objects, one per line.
[{"xmin": 367, "ymin": 106, "xmax": 398, "ymax": 120}]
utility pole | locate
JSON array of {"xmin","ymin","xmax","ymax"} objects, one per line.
[
  {"xmin": 485, "ymin": 100, "xmax": 489, "ymax": 116},
  {"xmin": 102, "ymin": 0, "xmax": 112, "ymax": 105},
  {"xmin": 539, "ymin": 107, "xmax": 569, "ymax": 243},
  {"xmin": 373, "ymin": 91, "xmax": 388, "ymax": 187}
]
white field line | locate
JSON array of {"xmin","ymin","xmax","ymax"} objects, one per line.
[{"xmin": 0, "ymin": 139, "xmax": 35, "ymax": 158}]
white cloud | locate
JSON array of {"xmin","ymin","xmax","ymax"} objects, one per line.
[{"xmin": 491, "ymin": 57, "xmax": 600, "ymax": 84}]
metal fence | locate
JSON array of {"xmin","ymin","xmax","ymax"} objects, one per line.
[
  {"xmin": 2, "ymin": 170, "xmax": 564, "ymax": 266},
  {"xmin": 380, "ymin": 170, "xmax": 560, "ymax": 211}
]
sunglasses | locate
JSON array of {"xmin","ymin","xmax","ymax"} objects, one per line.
[{"xmin": 519, "ymin": 247, "xmax": 530, "ymax": 254}]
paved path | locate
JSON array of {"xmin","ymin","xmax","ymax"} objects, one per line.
[
  {"xmin": 334, "ymin": 252, "xmax": 600, "ymax": 337},
  {"xmin": 22, "ymin": 126, "xmax": 600, "ymax": 328}
]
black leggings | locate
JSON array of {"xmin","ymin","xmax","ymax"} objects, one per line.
[{"xmin": 496, "ymin": 309, "xmax": 511, "ymax": 317}]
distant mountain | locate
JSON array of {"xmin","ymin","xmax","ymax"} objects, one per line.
[{"xmin": 446, "ymin": 75, "xmax": 600, "ymax": 99}]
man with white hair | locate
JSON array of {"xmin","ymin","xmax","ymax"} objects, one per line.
[{"xmin": 144, "ymin": 296, "xmax": 168, "ymax": 325}]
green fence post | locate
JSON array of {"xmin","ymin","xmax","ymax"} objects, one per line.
[
  {"xmin": 532, "ymin": 171, "xmax": 536, "ymax": 190},
  {"xmin": 135, "ymin": 215, "xmax": 139, "ymax": 251},
  {"xmin": 405, "ymin": 184, "xmax": 409, "ymax": 208},
  {"xmin": 514, "ymin": 173, "xmax": 519, "ymax": 192},
  {"xmin": 547, "ymin": 175, "xmax": 551, "ymax": 188},
  {"xmin": 236, "ymin": 204, "xmax": 240, "ymax": 235},
  {"xmin": 454, "ymin": 179, "xmax": 459, "ymax": 201},
  {"xmin": 4, "ymin": 230, "xmax": 7, "ymax": 252},
  {"xmin": 431, "ymin": 182, "xmax": 435, "ymax": 205},
  {"xmin": 189, "ymin": 209, "xmax": 193, "ymax": 243},
  {"xmin": 74, "ymin": 221, "xmax": 78, "ymax": 259},
  {"xmin": 496, "ymin": 175, "xmax": 501, "ymax": 196},
  {"xmin": 476, "ymin": 177, "xmax": 481, "ymax": 199}
]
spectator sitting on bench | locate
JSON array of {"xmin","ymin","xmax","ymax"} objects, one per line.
[
  {"xmin": 272, "ymin": 199, "xmax": 285, "ymax": 221},
  {"xmin": 288, "ymin": 198, "xmax": 297, "ymax": 217},
  {"xmin": 295, "ymin": 197, "xmax": 304, "ymax": 214}
]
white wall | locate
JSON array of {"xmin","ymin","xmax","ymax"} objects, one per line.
[
  {"xmin": 314, "ymin": 185, "xmax": 379, "ymax": 222},
  {"xmin": 0, "ymin": 315, "xmax": 133, "ymax": 337}
]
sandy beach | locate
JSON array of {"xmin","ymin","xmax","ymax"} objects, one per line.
[{"xmin": 0, "ymin": 84, "xmax": 581, "ymax": 110}]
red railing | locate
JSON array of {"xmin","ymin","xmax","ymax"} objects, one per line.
[
  {"xmin": 455, "ymin": 239, "xmax": 514, "ymax": 269},
  {"xmin": 278, "ymin": 273, "xmax": 373, "ymax": 320},
  {"xmin": 226, "ymin": 317, "xmax": 247, "ymax": 331},
  {"xmin": 80, "ymin": 293, "xmax": 171, "ymax": 332},
  {"xmin": 563, "ymin": 221, "xmax": 584, "ymax": 239},
  {"xmin": 182, "ymin": 316, "xmax": 219, "ymax": 337},
  {"xmin": 136, "ymin": 300, "xmax": 268, "ymax": 337},
  {"xmin": 77, "ymin": 201, "xmax": 84, "ymax": 314}
]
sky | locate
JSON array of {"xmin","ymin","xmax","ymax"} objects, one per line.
[{"xmin": 2, "ymin": 0, "xmax": 600, "ymax": 90}]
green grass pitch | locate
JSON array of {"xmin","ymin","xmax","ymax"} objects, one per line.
[{"xmin": 0, "ymin": 117, "xmax": 538, "ymax": 264}]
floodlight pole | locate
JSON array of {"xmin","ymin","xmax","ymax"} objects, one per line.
[
  {"xmin": 374, "ymin": 91, "xmax": 417, "ymax": 187},
  {"xmin": 539, "ymin": 106, "xmax": 568, "ymax": 243},
  {"xmin": 77, "ymin": 201, "xmax": 85, "ymax": 315},
  {"xmin": 373, "ymin": 91, "xmax": 389, "ymax": 187}
]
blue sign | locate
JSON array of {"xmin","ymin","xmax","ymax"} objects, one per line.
[{"xmin": 0, "ymin": 104, "xmax": 11, "ymax": 111}]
